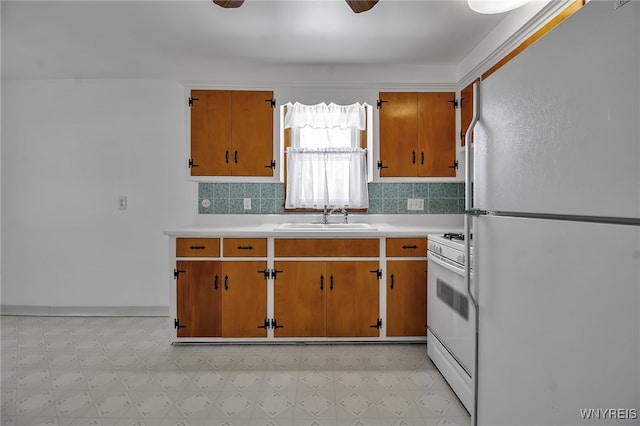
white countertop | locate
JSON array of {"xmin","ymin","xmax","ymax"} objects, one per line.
[{"xmin": 164, "ymin": 214, "xmax": 463, "ymax": 238}]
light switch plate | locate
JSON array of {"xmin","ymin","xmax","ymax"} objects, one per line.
[
  {"xmin": 119, "ymin": 196, "xmax": 127, "ymax": 210},
  {"xmin": 407, "ymin": 198, "xmax": 424, "ymax": 210},
  {"xmin": 244, "ymin": 198, "xmax": 252, "ymax": 210}
]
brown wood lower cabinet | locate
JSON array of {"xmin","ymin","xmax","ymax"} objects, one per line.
[
  {"xmin": 175, "ymin": 260, "xmax": 267, "ymax": 338},
  {"xmin": 176, "ymin": 261, "xmax": 222, "ymax": 338},
  {"xmin": 274, "ymin": 261, "xmax": 380, "ymax": 338},
  {"xmin": 386, "ymin": 260, "xmax": 428, "ymax": 337}
]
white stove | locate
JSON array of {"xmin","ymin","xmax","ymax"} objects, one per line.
[
  {"xmin": 427, "ymin": 232, "xmax": 474, "ymax": 413},
  {"xmin": 427, "ymin": 233, "xmax": 472, "ymax": 269}
]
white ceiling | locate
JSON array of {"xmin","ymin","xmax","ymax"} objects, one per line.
[{"xmin": 1, "ymin": 0, "xmax": 510, "ymax": 80}]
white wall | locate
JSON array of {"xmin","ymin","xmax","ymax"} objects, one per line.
[{"xmin": 1, "ymin": 79, "xmax": 195, "ymax": 313}]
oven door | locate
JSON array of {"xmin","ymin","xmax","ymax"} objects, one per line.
[{"xmin": 427, "ymin": 252, "xmax": 474, "ymax": 375}]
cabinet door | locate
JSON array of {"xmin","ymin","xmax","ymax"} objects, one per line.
[
  {"xmin": 274, "ymin": 261, "xmax": 326, "ymax": 337},
  {"xmin": 326, "ymin": 261, "xmax": 380, "ymax": 337},
  {"xmin": 190, "ymin": 90, "xmax": 232, "ymax": 176},
  {"xmin": 386, "ymin": 260, "xmax": 428, "ymax": 337},
  {"xmin": 379, "ymin": 92, "xmax": 418, "ymax": 177},
  {"xmin": 418, "ymin": 92, "xmax": 456, "ymax": 177},
  {"xmin": 231, "ymin": 91, "xmax": 274, "ymax": 176},
  {"xmin": 221, "ymin": 261, "xmax": 268, "ymax": 337},
  {"xmin": 176, "ymin": 261, "xmax": 222, "ymax": 337}
]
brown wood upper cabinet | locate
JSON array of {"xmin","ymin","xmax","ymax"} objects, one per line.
[
  {"xmin": 189, "ymin": 90, "xmax": 275, "ymax": 176},
  {"xmin": 378, "ymin": 92, "xmax": 456, "ymax": 177}
]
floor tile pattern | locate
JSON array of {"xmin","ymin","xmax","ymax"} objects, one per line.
[{"xmin": 1, "ymin": 316, "xmax": 470, "ymax": 426}]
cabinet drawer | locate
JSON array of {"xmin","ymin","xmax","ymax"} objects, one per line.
[
  {"xmin": 386, "ymin": 238, "xmax": 427, "ymax": 257},
  {"xmin": 223, "ymin": 238, "xmax": 267, "ymax": 257},
  {"xmin": 275, "ymin": 239, "xmax": 379, "ymax": 257},
  {"xmin": 176, "ymin": 238, "xmax": 220, "ymax": 257}
]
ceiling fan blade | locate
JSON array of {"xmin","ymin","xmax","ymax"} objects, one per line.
[
  {"xmin": 345, "ymin": 0, "xmax": 379, "ymax": 13},
  {"xmin": 213, "ymin": 0, "xmax": 245, "ymax": 8}
]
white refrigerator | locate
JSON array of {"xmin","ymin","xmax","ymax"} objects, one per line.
[{"xmin": 468, "ymin": 1, "xmax": 640, "ymax": 425}]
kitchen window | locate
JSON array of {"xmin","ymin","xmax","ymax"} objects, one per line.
[{"xmin": 283, "ymin": 102, "xmax": 372, "ymax": 209}]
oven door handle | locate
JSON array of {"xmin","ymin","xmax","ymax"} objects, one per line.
[{"xmin": 428, "ymin": 252, "xmax": 465, "ymax": 277}]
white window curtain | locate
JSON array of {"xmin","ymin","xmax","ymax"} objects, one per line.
[{"xmin": 284, "ymin": 102, "xmax": 369, "ymax": 209}]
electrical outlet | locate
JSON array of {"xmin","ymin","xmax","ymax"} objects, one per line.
[
  {"xmin": 244, "ymin": 198, "xmax": 252, "ymax": 210},
  {"xmin": 119, "ymin": 196, "xmax": 127, "ymax": 210},
  {"xmin": 407, "ymin": 198, "xmax": 424, "ymax": 211}
]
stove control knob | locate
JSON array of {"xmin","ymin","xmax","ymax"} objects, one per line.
[{"xmin": 458, "ymin": 254, "xmax": 465, "ymax": 264}]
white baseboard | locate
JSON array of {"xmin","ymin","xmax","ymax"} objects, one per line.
[{"xmin": 1, "ymin": 305, "xmax": 169, "ymax": 317}]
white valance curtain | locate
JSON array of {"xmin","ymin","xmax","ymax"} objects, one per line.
[
  {"xmin": 284, "ymin": 102, "xmax": 366, "ymax": 131},
  {"xmin": 284, "ymin": 102, "xmax": 369, "ymax": 209}
]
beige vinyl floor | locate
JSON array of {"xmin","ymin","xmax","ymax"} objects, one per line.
[{"xmin": 0, "ymin": 316, "xmax": 470, "ymax": 426}]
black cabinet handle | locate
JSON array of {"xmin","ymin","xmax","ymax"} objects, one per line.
[
  {"xmin": 225, "ymin": 150, "xmax": 229, "ymax": 164},
  {"xmin": 401, "ymin": 245, "xmax": 418, "ymax": 250},
  {"xmin": 234, "ymin": 150, "xmax": 238, "ymax": 164},
  {"xmin": 214, "ymin": 275, "xmax": 219, "ymax": 291},
  {"xmin": 320, "ymin": 275, "xmax": 324, "ymax": 290},
  {"xmin": 412, "ymin": 151, "xmax": 416, "ymax": 164},
  {"xmin": 421, "ymin": 152, "xmax": 424, "ymax": 165},
  {"xmin": 237, "ymin": 246, "xmax": 253, "ymax": 250},
  {"xmin": 330, "ymin": 275, "xmax": 334, "ymax": 291},
  {"xmin": 390, "ymin": 274, "xmax": 395, "ymax": 290},
  {"xmin": 224, "ymin": 275, "xmax": 229, "ymax": 291},
  {"xmin": 190, "ymin": 245, "xmax": 206, "ymax": 250}
]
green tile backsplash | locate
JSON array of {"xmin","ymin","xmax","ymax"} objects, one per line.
[{"xmin": 198, "ymin": 182, "xmax": 464, "ymax": 214}]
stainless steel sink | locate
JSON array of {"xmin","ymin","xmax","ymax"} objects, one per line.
[{"xmin": 274, "ymin": 222, "xmax": 377, "ymax": 231}]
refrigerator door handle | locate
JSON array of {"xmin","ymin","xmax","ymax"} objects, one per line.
[{"xmin": 464, "ymin": 81, "xmax": 480, "ymax": 426}]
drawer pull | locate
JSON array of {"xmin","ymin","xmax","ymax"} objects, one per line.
[
  {"xmin": 237, "ymin": 246, "xmax": 253, "ymax": 250},
  {"xmin": 401, "ymin": 245, "xmax": 418, "ymax": 249},
  {"xmin": 190, "ymin": 245, "xmax": 206, "ymax": 250}
]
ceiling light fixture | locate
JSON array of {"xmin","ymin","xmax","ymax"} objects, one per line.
[
  {"xmin": 467, "ymin": 0, "xmax": 529, "ymax": 14},
  {"xmin": 212, "ymin": 0, "xmax": 379, "ymax": 14}
]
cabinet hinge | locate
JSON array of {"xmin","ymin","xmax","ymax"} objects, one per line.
[
  {"xmin": 369, "ymin": 269, "xmax": 382, "ymax": 280},
  {"xmin": 376, "ymin": 99, "xmax": 387, "ymax": 109},
  {"xmin": 174, "ymin": 318, "xmax": 186, "ymax": 329},
  {"xmin": 174, "ymin": 268, "xmax": 186, "ymax": 279},
  {"xmin": 188, "ymin": 97, "xmax": 199, "ymax": 107},
  {"xmin": 188, "ymin": 158, "xmax": 199, "ymax": 169},
  {"xmin": 265, "ymin": 160, "xmax": 276, "ymax": 170},
  {"xmin": 257, "ymin": 269, "xmax": 283, "ymax": 280},
  {"xmin": 265, "ymin": 98, "xmax": 276, "ymax": 108},
  {"xmin": 257, "ymin": 318, "xmax": 283, "ymax": 329},
  {"xmin": 448, "ymin": 160, "xmax": 459, "ymax": 170},
  {"xmin": 448, "ymin": 98, "xmax": 459, "ymax": 109},
  {"xmin": 370, "ymin": 318, "xmax": 382, "ymax": 329},
  {"xmin": 377, "ymin": 160, "xmax": 388, "ymax": 170}
]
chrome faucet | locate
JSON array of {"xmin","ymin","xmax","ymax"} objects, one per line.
[{"xmin": 322, "ymin": 205, "xmax": 340, "ymax": 224}]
